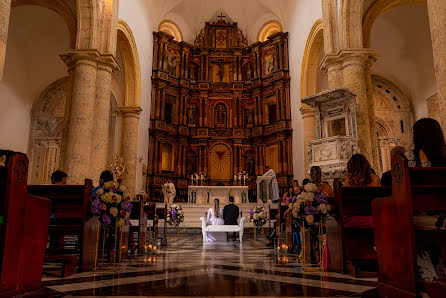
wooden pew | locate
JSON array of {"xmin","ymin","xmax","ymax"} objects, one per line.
[
  {"xmin": 372, "ymin": 149, "xmax": 446, "ymax": 297},
  {"xmin": 129, "ymin": 200, "xmax": 148, "ymax": 253},
  {"xmin": 331, "ymin": 181, "xmax": 391, "ymax": 276},
  {"xmin": 28, "ymin": 180, "xmax": 98, "ymax": 272},
  {"xmin": 0, "ymin": 151, "xmax": 51, "ymax": 296}
]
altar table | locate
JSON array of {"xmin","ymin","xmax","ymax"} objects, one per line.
[{"xmin": 188, "ymin": 186, "xmax": 248, "ymax": 204}]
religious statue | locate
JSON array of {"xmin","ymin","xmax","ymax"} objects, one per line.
[
  {"xmin": 162, "ymin": 179, "xmax": 176, "ymax": 204},
  {"xmin": 217, "ymin": 64, "xmax": 224, "ymax": 82}
]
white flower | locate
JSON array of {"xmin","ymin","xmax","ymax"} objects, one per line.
[
  {"xmin": 119, "ymin": 185, "xmax": 127, "ymax": 192},
  {"xmin": 259, "ymin": 211, "xmax": 266, "ymax": 218},
  {"xmin": 306, "ymin": 215, "xmax": 314, "ymax": 224},
  {"xmin": 109, "ymin": 207, "xmax": 118, "ymax": 217},
  {"xmin": 304, "ymin": 183, "xmax": 318, "ymax": 193},
  {"xmin": 253, "ymin": 214, "xmax": 259, "ymax": 220},
  {"xmin": 96, "ymin": 188, "xmax": 104, "ymax": 195},
  {"xmin": 318, "ymin": 204, "xmax": 328, "ymax": 214},
  {"xmin": 292, "ymin": 210, "xmax": 298, "ymax": 218},
  {"xmin": 292, "ymin": 203, "xmax": 301, "ymax": 212}
]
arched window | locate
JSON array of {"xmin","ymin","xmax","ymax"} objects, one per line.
[
  {"xmin": 257, "ymin": 20, "xmax": 283, "ymax": 42},
  {"xmin": 158, "ymin": 20, "xmax": 182, "ymax": 42},
  {"xmin": 214, "ymin": 103, "xmax": 227, "ymax": 128}
]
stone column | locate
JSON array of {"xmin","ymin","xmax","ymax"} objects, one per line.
[
  {"xmin": 301, "ymin": 104, "xmax": 316, "ymax": 172},
  {"xmin": 59, "ymin": 67, "xmax": 75, "ymax": 171},
  {"xmin": 0, "ymin": 0, "xmax": 11, "ymax": 83},
  {"xmin": 426, "ymin": 0, "xmax": 446, "ymax": 133},
  {"xmin": 322, "ymin": 57, "xmax": 343, "ymax": 89},
  {"xmin": 60, "ymin": 51, "xmax": 99, "ymax": 184},
  {"xmin": 120, "ymin": 106, "xmax": 141, "ymax": 198},
  {"xmin": 90, "ymin": 56, "xmax": 118, "ymax": 181},
  {"xmin": 341, "ymin": 50, "xmax": 378, "ymax": 168}
]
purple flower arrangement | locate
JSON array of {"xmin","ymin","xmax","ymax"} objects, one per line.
[
  {"xmin": 166, "ymin": 205, "xmax": 184, "ymax": 226},
  {"xmin": 90, "ymin": 181, "xmax": 132, "ymax": 226},
  {"xmin": 289, "ymin": 183, "xmax": 331, "ymax": 230},
  {"xmin": 249, "ymin": 206, "xmax": 267, "ymax": 227}
]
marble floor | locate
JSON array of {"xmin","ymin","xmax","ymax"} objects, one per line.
[{"xmin": 37, "ymin": 235, "xmax": 378, "ymax": 297}]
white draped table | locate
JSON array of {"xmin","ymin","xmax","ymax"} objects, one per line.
[{"xmin": 188, "ymin": 186, "xmax": 249, "ymax": 204}]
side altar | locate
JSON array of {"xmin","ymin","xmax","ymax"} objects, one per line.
[{"xmin": 188, "ymin": 186, "xmax": 248, "ymax": 204}]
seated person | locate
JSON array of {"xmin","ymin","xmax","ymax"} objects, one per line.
[
  {"xmin": 282, "ymin": 187, "xmax": 294, "ymax": 206},
  {"xmin": 223, "ymin": 196, "xmax": 239, "ymax": 241},
  {"xmin": 206, "ymin": 199, "xmax": 226, "ymax": 242},
  {"xmin": 309, "ymin": 166, "xmax": 334, "ymax": 197},
  {"xmin": 343, "ymin": 154, "xmax": 381, "ymax": 228},
  {"xmin": 293, "ymin": 179, "xmax": 300, "ymax": 195},
  {"xmin": 51, "ymin": 170, "xmax": 67, "ymax": 184},
  {"xmin": 344, "ymin": 154, "xmax": 381, "ymax": 187},
  {"xmin": 92, "ymin": 170, "xmax": 114, "ymax": 196},
  {"xmin": 301, "ymin": 178, "xmax": 310, "ymax": 186}
]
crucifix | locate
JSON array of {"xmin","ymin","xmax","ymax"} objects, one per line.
[{"xmin": 217, "ymin": 12, "xmax": 226, "ymax": 21}]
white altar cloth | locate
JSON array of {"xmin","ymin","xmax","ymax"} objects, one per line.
[{"xmin": 188, "ymin": 186, "xmax": 249, "ymax": 204}]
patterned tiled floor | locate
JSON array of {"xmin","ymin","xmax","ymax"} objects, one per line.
[{"xmin": 38, "ymin": 235, "xmax": 378, "ymax": 297}]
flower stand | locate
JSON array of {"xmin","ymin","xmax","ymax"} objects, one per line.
[
  {"xmin": 94, "ymin": 219, "xmax": 123, "ymax": 272},
  {"xmin": 299, "ymin": 221, "xmax": 326, "ymax": 272}
]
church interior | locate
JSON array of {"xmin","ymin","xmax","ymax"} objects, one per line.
[{"xmin": 0, "ymin": 0, "xmax": 445, "ymax": 297}]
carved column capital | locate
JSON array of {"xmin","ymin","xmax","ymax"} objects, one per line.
[
  {"xmin": 119, "ymin": 106, "xmax": 142, "ymax": 118},
  {"xmin": 300, "ymin": 103, "xmax": 315, "ymax": 118},
  {"xmin": 60, "ymin": 49, "xmax": 119, "ymax": 72}
]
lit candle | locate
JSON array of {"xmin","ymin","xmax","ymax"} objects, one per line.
[{"xmin": 153, "ymin": 246, "xmax": 157, "ymax": 251}]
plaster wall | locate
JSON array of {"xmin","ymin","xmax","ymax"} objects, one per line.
[
  {"xmin": 0, "ymin": 6, "xmax": 69, "ymax": 153},
  {"xmin": 370, "ymin": 4, "xmax": 436, "ymax": 119}
]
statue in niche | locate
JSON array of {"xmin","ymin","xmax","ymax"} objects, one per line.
[
  {"xmin": 167, "ymin": 54, "xmax": 178, "ymax": 76},
  {"xmin": 246, "ymin": 64, "xmax": 253, "ymax": 80},
  {"xmin": 245, "ymin": 109, "xmax": 253, "ymax": 127},
  {"xmin": 217, "ymin": 63, "xmax": 224, "ymax": 82},
  {"xmin": 187, "ymin": 108, "xmax": 196, "ymax": 125}
]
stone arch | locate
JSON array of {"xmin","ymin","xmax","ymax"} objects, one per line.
[
  {"xmin": 117, "ymin": 19, "xmax": 141, "ymax": 108},
  {"xmin": 11, "ymin": 0, "xmax": 77, "ymax": 48},
  {"xmin": 301, "ymin": 19, "xmax": 324, "ymax": 98},
  {"xmin": 76, "ymin": 0, "xmax": 99, "ymax": 49},
  {"xmin": 158, "ymin": 20, "xmax": 182, "ymax": 42},
  {"xmin": 257, "ymin": 20, "xmax": 283, "ymax": 42},
  {"xmin": 300, "ymin": 19, "xmax": 325, "ymax": 172},
  {"xmin": 339, "ymin": 0, "xmax": 364, "ymax": 48},
  {"xmin": 362, "ymin": 0, "xmax": 426, "ymax": 48},
  {"xmin": 28, "ymin": 77, "xmax": 68, "ymax": 184}
]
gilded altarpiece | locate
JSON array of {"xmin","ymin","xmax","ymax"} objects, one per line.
[{"xmin": 148, "ymin": 17, "xmax": 292, "ymax": 201}]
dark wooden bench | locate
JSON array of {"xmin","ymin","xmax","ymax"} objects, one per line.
[
  {"xmin": 129, "ymin": 200, "xmax": 148, "ymax": 253},
  {"xmin": 0, "ymin": 151, "xmax": 51, "ymax": 296},
  {"xmin": 28, "ymin": 180, "xmax": 98, "ymax": 272},
  {"xmin": 330, "ymin": 181, "xmax": 391, "ymax": 276},
  {"xmin": 44, "ymin": 255, "xmax": 78, "ymax": 278},
  {"xmin": 372, "ymin": 148, "xmax": 446, "ymax": 297}
]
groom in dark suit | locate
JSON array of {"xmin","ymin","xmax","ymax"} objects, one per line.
[{"xmin": 223, "ymin": 196, "xmax": 239, "ymax": 241}]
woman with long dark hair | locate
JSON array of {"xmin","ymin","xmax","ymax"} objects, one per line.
[
  {"xmin": 206, "ymin": 198, "xmax": 225, "ymax": 242},
  {"xmin": 344, "ymin": 154, "xmax": 381, "ymax": 187},
  {"xmin": 309, "ymin": 166, "xmax": 333, "ymax": 197},
  {"xmin": 406, "ymin": 118, "xmax": 446, "ymax": 167}
]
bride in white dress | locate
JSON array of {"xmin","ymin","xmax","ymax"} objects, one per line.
[{"xmin": 206, "ymin": 199, "xmax": 226, "ymax": 242}]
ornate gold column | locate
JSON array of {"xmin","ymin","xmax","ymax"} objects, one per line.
[
  {"xmin": 91, "ymin": 56, "xmax": 118, "ymax": 181},
  {"xmin": 426, "ymin": 0, "xmax": 446, "ymax": 133},
  {"xmin": 341, "ymin": 49, "xmax": 379, "ymax": 168},
  {"xmin": 120, "ymin": 106, "xmax": 141, "ymax": 197},
  {"xmin": 61, "ymin": 50, "xmax": 99, "ymax": 183},
  {"xmin": 0, "ymin": 0, "xmax": 11, "ymax": 83}
]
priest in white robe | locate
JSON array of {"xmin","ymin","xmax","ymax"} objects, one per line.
[
  {"xmin": 162, "ymin": 180, "xmax": 176, "ymax": 204},
  {"xmin": 263, "ymin": 166, "xmax": 280, "ymax": 203}
]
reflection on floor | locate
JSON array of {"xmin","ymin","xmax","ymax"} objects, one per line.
[{"xmin": 39, "ymin": 235, "xmax": 378, "ymax": 297}]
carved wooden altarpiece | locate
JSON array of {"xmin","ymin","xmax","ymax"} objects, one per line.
[{"xmin": 148, "ymin": 16, "xmax": 292, "ymax": 201}]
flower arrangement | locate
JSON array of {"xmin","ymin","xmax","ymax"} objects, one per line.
[
  {"xmin": 249, "ymin": 206, "xmax": 267, "ymax": 227},
  {"xmin": 289, "ymin": 183, "xmax": 331, "ymax": 230},
  {"xmin": 90, "ymin": 181, "xmax": 132, "ymax": 226},
  {"xmin": 166, "ymin": 204, "xmax": 184, "ymax": 226}
]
